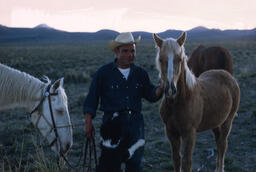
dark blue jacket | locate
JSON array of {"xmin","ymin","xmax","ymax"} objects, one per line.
[{"xmin": 83, "ymin": 59, "xmax": 160, "ymax": 118}]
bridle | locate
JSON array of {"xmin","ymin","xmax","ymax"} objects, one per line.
[
  {"xmin": 30, "ymin": 83, "xmax": 72, "ymax": 151},
  {"xmin": 30, "ymin": 83, "xmax": 97, "ymax": 171}
]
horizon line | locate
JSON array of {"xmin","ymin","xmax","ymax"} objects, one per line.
[{"xmin": 1, "ymin": 23, "xmax": 255, "ymax": 33}]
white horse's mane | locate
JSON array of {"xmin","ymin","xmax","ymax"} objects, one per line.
[
  {"xmin": 155, "ymin": 38, "xmax": 196, "ymax": 89},
  {"xmin": 0, "ymin": 63, "xmax": 50, "ymax": 110}
]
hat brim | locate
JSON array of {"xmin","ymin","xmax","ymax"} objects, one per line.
[{"xmin": 109, "ymin": 36, "xmax": 141, "ymax": 52}]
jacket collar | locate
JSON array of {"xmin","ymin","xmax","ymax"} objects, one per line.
[{"xmin": 111, "ymin": 58, "xmax": 135, "ymax": 71}]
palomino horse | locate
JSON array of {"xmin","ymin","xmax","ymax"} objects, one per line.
[
  {"xmin": 153, "ymin": 32, "xmax": 240, "ymax": 172},
  {"xmin": 0, "ymin": 63, "xmax": 73, "ymax": 155},
  {"xmin": 187, "ymin": 45, "xmax": 233, "ymax": 77}
]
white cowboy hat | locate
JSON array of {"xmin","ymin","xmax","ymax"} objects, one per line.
[{"xmin": 109, "ymin": 32, "xmax": 141, "ymax": 52}]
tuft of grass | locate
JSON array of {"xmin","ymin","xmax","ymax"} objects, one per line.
[
  {"xmin": 32, "ymin": 145, "xmax": 63, "ymax": 172},
  {"xmin": 0, "ymin": 136, "xmax": 29, "ymax": 172},
  {"xmin": 224, "ymin": 157, "xmax": 242, "ymax": 172},
  {"xmin": 161, "ymin": 161, "xmax": 174, "ymax": 170}
]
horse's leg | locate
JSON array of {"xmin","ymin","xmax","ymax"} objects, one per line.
[
  {"xmin": 182, "ymin": 129, "xmax": 196, "ymax": 172},
  {"xmin": 212, "ymin": 127, "xmax": 222, "ymax": 172},
  {"xmin": 166, "ymin": 129, "xmax": 182, "ymax": 172},
  {"xmin": 213, "ymin": 116, "xmax": 233, "ymax": 172}
]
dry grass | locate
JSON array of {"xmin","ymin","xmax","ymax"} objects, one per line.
[{"xmin": 0, "ymin": 40, "xmax": 256, "ymax": 171}]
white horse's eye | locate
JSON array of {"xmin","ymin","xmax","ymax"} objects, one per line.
[{"xmin": 56, "ymin": 109, "xmax": 64, "ymax": 115}]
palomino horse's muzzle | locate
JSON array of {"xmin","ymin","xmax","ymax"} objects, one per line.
[
  {"xmin": 164, "ymin": 81, "xmax": 177, "ymax": 98},
  {"xmin": 164, "ymin": 82, "xmax": 169, "ymax": 97},
  {"xmin": 170, "ymin": 82, "xmax": 177, "ymax": 96}
]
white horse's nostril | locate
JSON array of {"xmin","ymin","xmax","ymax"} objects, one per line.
[
  {"xmin": 61, "ymin": 142, "xmax": 71, "ymax": 154},
  {"xmin": 66, "ymin": 143, "xmax": 71, "ymax": 151}
]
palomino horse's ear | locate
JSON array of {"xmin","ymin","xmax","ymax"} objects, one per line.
[
  {"xmin": 153, "ymin": 33, "xmax": 163, "ymax": 48},
  {"xmin": 177, "ymin": 32, "xmax": 186, "ymax": 46},
  {"xmin": 52, "ymin": 77, "xmax": 64, "ymax": 91}
]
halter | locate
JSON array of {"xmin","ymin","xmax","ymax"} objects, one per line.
[{"xmin": 30, "ymin": 84, "xmax": 72, "ymax": 150}]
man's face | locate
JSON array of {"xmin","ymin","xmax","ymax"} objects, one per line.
[{"xmin": 115, "ymin": 44, "xmax": 136, "ymax": 68}]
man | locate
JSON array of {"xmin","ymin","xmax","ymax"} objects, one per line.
[{"xmin": 84, "ymin": 32, "xmax": 164, "ymax": 172}]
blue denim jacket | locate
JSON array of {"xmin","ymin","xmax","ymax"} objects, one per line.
[{"xmin": 83, "ymin": 59, "xmax": 160, "ymax": 118}]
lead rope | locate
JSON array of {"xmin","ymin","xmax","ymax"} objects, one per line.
[
  {"xmin": 60, "ymin": 137, "xmax": 97, "ymax": 172},
  {"xmin": 83, "ymin": 137, "xmax": 98, "ymax": 172},
  {"xmin": 58, "ymin": 137, "xmax": 86, "ymax": 171}
]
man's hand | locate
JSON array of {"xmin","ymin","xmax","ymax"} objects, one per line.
[
  {"xmin": 156, "ymin": 80, "xmax": 165, "ymax": 98},
  {"xmin": 85, "ymin": 114, "xmax": 95, "ymax": 139}
]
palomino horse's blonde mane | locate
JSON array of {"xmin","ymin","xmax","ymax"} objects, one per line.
[
  {"xmin": 155, "ymin": 37, "xmax": 196, "ymax": 89},
  {"xmin": 0, "ymin": 63, "xmax": 50, "ymax": 110}
]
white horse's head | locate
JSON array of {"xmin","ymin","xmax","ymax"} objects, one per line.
[{"xmin": 31, "ymin": 78, "xmax": 73, "ymax": 155}]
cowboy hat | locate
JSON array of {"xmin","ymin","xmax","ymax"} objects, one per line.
[{"xmin": 109, "ymin": 32, "xmax": 141, "ymax": 52}]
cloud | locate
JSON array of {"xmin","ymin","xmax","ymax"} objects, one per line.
[
  {"xmin": 8, "ymin": 1, "xmax": 256, "ymax": 32},
  {"xmin": 10, "ymin": 7, "xmax": 129, "ymax": 32}
]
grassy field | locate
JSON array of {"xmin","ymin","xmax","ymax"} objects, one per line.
[{"xmin": 0, "ymin": 39, "xmax": 256, "ymax": 171}]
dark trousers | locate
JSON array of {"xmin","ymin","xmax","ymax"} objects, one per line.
[{"xmin": 96, "ymin": 112, "xmax": 144, "ymax": 172}]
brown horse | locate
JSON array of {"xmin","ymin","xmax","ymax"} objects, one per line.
[
  {"xmin": 153, "ymin": 32, "xmax": 240, "ymax": 172},
  {"xmin": 187, "ymin": 45, "xmax": 233, "ymax": 77}
]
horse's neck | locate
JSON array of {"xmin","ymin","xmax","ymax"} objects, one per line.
[
  {"xmin": 25, "ymin": 85, "xmax": 45, "ymax": 112},
  {"xmin": 0, "ymin": 65, "xmax": 46, "ymax": 112},
  {"xmin": 1, "ymin": 83, "xmax": 45, "ymax": 112}
]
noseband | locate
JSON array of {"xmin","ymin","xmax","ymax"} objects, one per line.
[{"xmin": 30, "ymin": 84, "xmax": 72, "ymax": 150}]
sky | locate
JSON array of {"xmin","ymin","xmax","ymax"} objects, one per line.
[{"xmin": 0, "ymin": 0, "xmax": 255, "ymax": 33}]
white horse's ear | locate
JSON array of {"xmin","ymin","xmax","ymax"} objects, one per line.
[
  {"xmin": 153, "ymin": 33, "xmax": 163, "ymax": 48},
  {"xmin": 59, "ymin": 77, "xmax": 64, "ymax": 87},
  {"xmin": 177, "ymin": 32, "xmax": 186, "ymax": 46},
  {"xmin": 52, "ymin": 77, "xmax": 64, "ymax": 91}
]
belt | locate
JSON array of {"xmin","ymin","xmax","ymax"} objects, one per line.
[{"xmin": 104, "ymin": 110, "xmax": 136, "ymax": 115}]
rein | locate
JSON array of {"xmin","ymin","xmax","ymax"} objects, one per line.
[
  {"xmin": 59, "ymin": 137, "xmax": 98, "ymax": 171},
  {"xmin": 83, "ymin": 137, "xmax": 98, "ymax": 172}
]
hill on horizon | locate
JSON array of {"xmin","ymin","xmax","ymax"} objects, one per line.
[{"xmin": 0, "ymin": 24, "xmax": 255, "ymax": 44}]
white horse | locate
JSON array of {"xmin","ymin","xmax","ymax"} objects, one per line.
[{"xmin": 0, "ymin": 63, "xmax": 73, "ymax": 155}]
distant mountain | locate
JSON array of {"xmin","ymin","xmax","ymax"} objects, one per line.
[
  {"xmin": 0, "ymin": 24, "xmax": 7, "ymax": 29},
  {"xmin": 188, "ymin": 26, "xmax": 210, "ymax": 32},
  {"xmin": 186, "ymin": 27, "xmax": 256, "ymax": 41},
  {"xmin": 0, "ymin": 24, "xmax": 255, "ymax": 44},
  {"xmin": 34, "ymin": 24, "xmax": 54, "ymax": 30}
]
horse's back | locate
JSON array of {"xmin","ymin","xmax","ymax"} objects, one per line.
[
  {"xmin": 187, "ymin": 45, "xmax": 206, "ymax": 76},
  {"xmin": 202, "ymin": 46, "xmax": 233, "ymax": 74},
  {"xmin": 199, "ymin": 69, "xmax": 239, "ymax": 97},
  {"xmin": 197, "ymin": 69, "xmax": 240, "ymax": 131},
  {"xmin": 188, "ymin": 46, "xmax": 233, "ymax": 77}
]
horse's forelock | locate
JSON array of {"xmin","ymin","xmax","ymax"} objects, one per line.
[
  {"xmin": 42, "ymin": 75, "xmax": 51, "ymax": 85},
  {"xmin": 164, "ymin": 38, "xmax": 181, "ymax": 54}
]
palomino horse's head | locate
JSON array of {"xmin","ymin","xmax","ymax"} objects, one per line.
[
  {"xmin": 154, "ymin": 32, "xmax": 188, "ymax": 98},
  {"xmin": 30, "ymin": 78, "xmax": 73, "ymax": 155}
]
